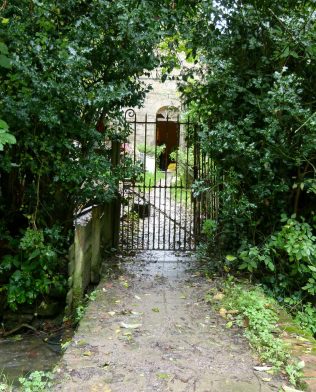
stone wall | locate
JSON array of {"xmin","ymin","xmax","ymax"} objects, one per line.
[
  {"xmin": 135, "ymin": 69, "xmax": 181, "ymax": 122},
  {"xmin": 126, "ymin": 69, "xmax": 183, "ymax": 148},
  {"xmin": 65, "ymin": 201, "xmax": 120, "ymax": 315}
]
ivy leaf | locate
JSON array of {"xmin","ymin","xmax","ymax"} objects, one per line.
[
  {"xmin": 0, "ymin": 42, "xmax": 9, "ymax": 55},
  {"xmin": 0, "ymin": 119, "xmax": 9, "ymax": 130},
  {"xmin": 308, "ymin": 266, "xmax": 316, "ymax": 272},
  {"xmin": 225, "ymin": 255, "xmax": 237, "ymax": 262},
  {"xmin": 0, "ymin": 54, "xmax": 11, "ymax": 69}
]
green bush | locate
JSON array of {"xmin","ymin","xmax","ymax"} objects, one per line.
[
  {"xmin": 137, "ymin": 143, "xmax": 165, "ymax": 159},
  {"xmin": 237, "ymin": 216, "xmax": 316, "ymax": 296},
  {"xmin": 215, "ymin": 281, "xmax": 305, "ymax": 386},
  {"xmin": 0, "ymin": 228, "xmax": 66, "ymax": 310},
  {"xmin": 227, "ymin": 215, "xmax": 316, "ymax": 335}
]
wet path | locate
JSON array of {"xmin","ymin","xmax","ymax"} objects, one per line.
[{"xmin": 54, "ymin": 251, "xmax": 282, "ymax": 392}]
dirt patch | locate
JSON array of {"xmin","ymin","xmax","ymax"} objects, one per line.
[{"xmin": 53, "ymin": 251, "xmax": 284, "ymax": 391}]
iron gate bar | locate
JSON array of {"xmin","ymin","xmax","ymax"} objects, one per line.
[{"xmin": 120, "ymin": 108, "xmax": 217, "ymax": 251}]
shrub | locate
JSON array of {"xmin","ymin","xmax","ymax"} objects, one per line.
[{"xmin": 0, "ymin": 228, "xmax": 66, "ymax": 310}]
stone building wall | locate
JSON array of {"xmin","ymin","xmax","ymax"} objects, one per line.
[{"xmin": 125, "ymin": 69, "xmax": 183, "ymax": 148}]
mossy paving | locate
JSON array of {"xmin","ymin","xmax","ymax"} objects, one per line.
[{"xmin": 53, "ymin": 251, "xmax": 284, "ymax": 392}]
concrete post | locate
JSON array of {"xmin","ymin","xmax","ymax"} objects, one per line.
[
  {"xmin": 91, "ymin": 205, "xmax": 101, "ymax": 284},
  {"xmin": 72, "ymin": 225, "xmax": 85, "ymax": 310}
]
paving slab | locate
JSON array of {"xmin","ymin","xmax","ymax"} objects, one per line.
[{"xmin": 53, "ymin": 251, "xmax": 284, "ymax": 392}]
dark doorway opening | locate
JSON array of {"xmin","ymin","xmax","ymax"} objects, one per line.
[{"xmin": 156, "ymin": 120, "xmax": 179, "ymax": 170}]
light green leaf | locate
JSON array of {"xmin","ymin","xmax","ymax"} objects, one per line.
[
  {"xmin": 0, "ymin": 119, "xmax": 9, "ymax": 130},
  {"xmin": 225, "ymin": 255, "xmax": 237, "ymax": 262},
  {"xmin": 308, "ymin": 266, "xmax": 316, "ymax": 272}
]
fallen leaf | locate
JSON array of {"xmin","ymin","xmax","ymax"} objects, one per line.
[
  {"xmin": 131, "ymin": 311, "xmax": 143, "ymax": 316},
  {"xmin": 219, "ymin": 308, "xmax": 227, "ymax": 318},
  {"xmin": 296, "ymin": 360, "xmax": 305, "ymax": 369},
  {"xmin": 83, "ymin": 351, "xmax": 93, "ymax": 356},
  {"xmin": 213, "ymin": 293, "xmax": 224, "ymax": 301},
  {"xmin": 134, "ymin": 295, "xmax": 141, "ymax": 300},
  {"xmin": 152, "ymin": 307, "xmax": 160, "ymax": 313},
  {"xmin": 253, "ymin": 366, "xmax": 272, "ymax": 372},
  {"xmin": 227, "ymin": 309, "xmax": 239, "ymax": 315},
  {"xmin": 282, "ymin": 386, "xmax": 304, "ymax": 392},
  {"xmin": 180, "ymin": 294, "xmax": 187, "ymax": 299},
  {"xmin": 77, "ymin": 339, "xmax": 87, "ymax": 346},
  {"xmin": 11, "ymin": 334, "xmax": 23, "ymax": 342},
  {"xmin": 226, "ymin": 321, "xmax": 233, "ymax": 329},
  {"xmin": 156, "ymin": 373, "xmax": 169, "ymax": 380},
  {"xmin": 108, "ymin": 311, "xmax": 116, "ymax": 316},
  {"xmin": 261, "ymin": 378, "xmax": 271, "ymax": 382},
  {"xmin": 120, "ymin": 322, "xmax": 142, "ymax": 329},
  {"xmin": 90, "ymin": 385, "xmax": 112, "ymax": 392}
]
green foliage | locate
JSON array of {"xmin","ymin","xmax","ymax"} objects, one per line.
[
  {"xmin": 218, "ymin": 281, "xmax": 303, "ymax": 385},
  {"xmin": 0, "ymin": 0, "xmax": 179, "ymax": 227},
  {"xmin": 136, "ymin": 170, "xmax": 165, "ymax": 188},
  {"xmin": 0, "ymin": 119, "xmax": 16, "ymax": 151},
  {"xmin": 0, "ymin": 0, "xmax": 181, "ymax": 309},
  {"xmin": 0, "ymin": 42, "xmax": 15, "ymax": 151},
  {"xmin": 177, "ymin": 1, "xmax": 316, "ymax": 250},
  {"xmin": 18, "ymin": 371, "xmax": 53, "ymax": 392},
  {"xmin": 75, "ymin": 290, "xmax": 99, "ymax": 323},
  {"xmin": 0, "ymin": 228, "xmax": 66, "ymax": 310},
  {"xmin": 236, "ymin": 216, "xmax": 316, "ymax": 296},
  {"xmin": 137, "ymin": 143, "xmax": 166, "ymax": 159},
  {"xmin": 295, "ymin": 303, "xmax": 316, "ymax": 335},
  {"xmin": 0, "ymin": 41, "xmax": 11, "ymax": 69},
  {"xmin": 226, "ymin": 216, "xmax": 316, "ymax": 335},
  {"xmin": 170, "ymin": 146, "xmax": 194, "ymax": 186},
  {"xmin": 176, "ymin": 0, "xmax": 316, "ymax": 339},
  {"xmin": 202, "ymin": 219, "xmax": 217, "ymax": 238}
]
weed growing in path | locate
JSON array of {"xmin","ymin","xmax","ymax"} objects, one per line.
[
  {"xmin": 75, "ymin": 289, "xmax": 99, "ymax": 323},
  {"xmin": 208, "ymin": 279, "xmax": 305, "ymax": 387}
]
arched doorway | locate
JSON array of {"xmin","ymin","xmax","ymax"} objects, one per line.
[{"xmin": 156, "ymin": 106, "xmax": 180, "ymax": 171}]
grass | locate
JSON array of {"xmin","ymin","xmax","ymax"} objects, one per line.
[
  {"xmin": 0, "ymin": 372, "xmax": 12, "ymax": 392},
  {"xmin": 135, "ymin": 170, "xmax": 165, "ymax": 188}
]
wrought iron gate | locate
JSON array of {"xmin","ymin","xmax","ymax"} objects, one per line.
[{"xmin": 119, "ymin": 109, "xmax": 217, "ymax": 251}]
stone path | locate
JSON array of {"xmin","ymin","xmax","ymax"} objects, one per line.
[{"xmin": 54, "ymin": 251, "xmax": 284, "ymax": 392}]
